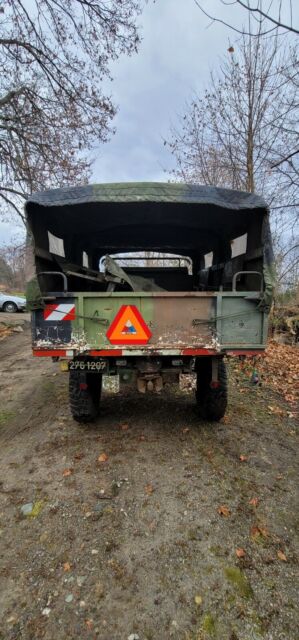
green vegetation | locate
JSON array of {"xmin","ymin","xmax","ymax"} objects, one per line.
[
  {"xmin": 0, "ymin": 410, "xmax": 16, "ymax": 426},
  {"xmin": 224, "ymin": 567, "xmax": 253, "ymax": 599},
  {"xmin": 202, "ymin": 613, "xmax": 216, "ymax": 636}
]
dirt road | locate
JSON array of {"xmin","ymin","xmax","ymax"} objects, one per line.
[{"xmin": 0, "ymin": 326, "xmax": 298, "ymax": 640}]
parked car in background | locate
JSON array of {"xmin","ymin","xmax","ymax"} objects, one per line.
[{"xmin": 0, "ymin": 292, "xmax": 26, "ymax": 313}]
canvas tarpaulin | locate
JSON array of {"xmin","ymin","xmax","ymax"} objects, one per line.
[{"xmin": 25, "ymin": 182, "xmax": 275, "ymax": 309}]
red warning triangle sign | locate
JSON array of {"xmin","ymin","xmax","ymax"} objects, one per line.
[{"xmin": 106, "ymin": 305, "xmax": 152, "ymax": 345}]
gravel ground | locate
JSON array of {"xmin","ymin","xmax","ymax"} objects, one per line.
[{"xmin": 0, "ymin": 327, "xmax": 298, "ymax": 640}]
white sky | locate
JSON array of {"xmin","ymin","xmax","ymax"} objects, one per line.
[
  {"xmin": 1, "ymin": 0, "xmax": 298, "ymax": 243},
  {"xmin": 93, "ymin": 0, "xmax": 245, "ymax": 183}
]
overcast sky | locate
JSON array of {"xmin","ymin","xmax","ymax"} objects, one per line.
[
  {"xmin": 1, "ymin": 0, "xmax": 298, "ymax": 243},
  {"xmin": 93, "ymin": 0, "xmax": 246, "ymax": 183}
]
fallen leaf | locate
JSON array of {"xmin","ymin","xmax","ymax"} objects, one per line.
[
  {"xmin": 249, "ymin": 497, "xmax": 259, "ymax": 507},
  {"xmin": 217, "ymin": 505, "xmax": 231, "ymax": 517},
  {"xmin": 98, "ymin": 453, "xmax": 108, "ymax": 462},
  {"xmin": 277, "ymin": 550, "xmax": 287, "ymax": 562},
  {"xmin": 145, "ymin": 483, "xmax": 154, "ymax": 495},
  {"xmin": 63, "ymin": 562, "xmax": 71, "ymax": 572},
  {"xmin": 194, "ymin": 594, "xmax": 202, "ymax": 606},
  {"xmin": 250, "ymin": 526, "xmax": 260, "ymax": 540},
  {"xmin": 236, "ymin": 548, "xmax": 246, "ymax": 558},
  {"xmin": 258, "ymin": 525, "xmax": 269, "ymax": 538},
  {"xmin": 250, "ymin": 525, "xmax": 269, "ymax": 540},
  {"xmin": 74, "ymin": 452, "xmax": 84, "ymax": 460},
  {"xmin": 120, "ymin": 423, "xmax": 129, "ymax": 431},
  {"xmin": 85, "ymin": 619, "xmax": 93, "ymax": 629},
  {"xmin": 220, "ymin": 415, "xmax": 230, "ymax": 424},
  {"xmin": 239, "ymin": 455, "xmax": 248, "ymax": 462},
  {"xmin": 63, "ymin": 468, "xmax": 73, "ymax": 477},
  {"xmin": 182, "ymin": 427, "xmax": 190, "ymax": 433},
  {"xmin": 29, "ymin": 500, "xmax": 44, "ymax": 518},
  {"xmin": 228, "ymin": 46, "xmax": 234, "ymax": 53},
  {"xmin": 139, "ymin": 435, "xmax": 145, "ymax": 441}
]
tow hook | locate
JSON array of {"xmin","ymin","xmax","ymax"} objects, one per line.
[{"xmin": 137, "ymin": 374, "xmax": 163, "ymax": 394}]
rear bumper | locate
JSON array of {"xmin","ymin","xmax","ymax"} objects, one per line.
[{"xmin": 32, "ymin": 347, "xmax": 265, "ymax": 358}]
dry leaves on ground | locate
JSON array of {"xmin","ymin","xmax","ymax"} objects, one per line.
[
  {"xmin": 250, "ymin": 525, "xmax": 269, "ymax": 540},
  {"xmin": 236, "ymin": 548, "xmax": 246, "ymax": 558},
  {"xmin": 98, "ymin": 453, "xmax": 108, "ymax": 462},
  {"xmin": 145, "ymin": 483, "xmax": 155, "ymax": 495},
  {"xmin": 277, "ymin": 550, "xmax": 287, "ymax": 562},
  {"xmin": 249, "ymin": 497, "xmax": 259, "ymax": 507},
  {"xmin": 217, "ymin": 505, "xmax": 231, "ymax": 517},
  {"xmin": 62, "ymin": 468, "xmax": 73, "ymax": 477},
  {"xmin": 236, "ymin": 341, "xmax": 299, "ymax": 408},
  {"xmin": 0, "ymin": 325, "xmax": 13, "ymax": 341},
  {"xmin": 85, "ymin": 619, "xmax": 93, "ymax": 630}
]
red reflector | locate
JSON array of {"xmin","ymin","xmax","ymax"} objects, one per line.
[
  {"xmin": 79, "ymin": 382, "xmax": 88, "ymax": 390},
  {"xmin": 33, "ymin": 350, "xmax": 66, "ymax": 357},
  {"xmin": 89, "ymin": 349, "xmax": 122, "ymax": 356},
  {"xmin": 210, "ymin": 380, "xmax": 220, "ymax": 389},
  {"xmin": 181, "ymin": 348, "xmax": 218, "ymax": 356}
]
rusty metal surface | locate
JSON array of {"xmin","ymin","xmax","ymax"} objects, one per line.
[{"xmin": 150, "ymin": 297, "xmax": 216, "ymax": 349}]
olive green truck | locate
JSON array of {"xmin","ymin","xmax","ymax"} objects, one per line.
[{"xmin": 25, "ymin": 183, "xmax": 274, "ymax": 423}]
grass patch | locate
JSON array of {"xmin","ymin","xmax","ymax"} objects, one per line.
[
  {"xmin": 224, "ymin": 566, "xmax": 253, "ymax": 599},
  {"xmin": 0, "ymin": 410, "xmax": 16, "ymax": 426},
  {"xmin": 202, "ymin": 613, "xmax": 216, "ymax": 636}
]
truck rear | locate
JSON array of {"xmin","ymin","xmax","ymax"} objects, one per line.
[{"xmin": 25, "ymin": 182, "xmax": 274, "ymax": 422}]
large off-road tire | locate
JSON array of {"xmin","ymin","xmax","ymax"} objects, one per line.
[
  {"xmin": 196, "ymin": 358, "xmax": 228, "ymax": 421},
  {"xmin": 69, "ymin": 370, "xmax": 102, "ymax": 423}
]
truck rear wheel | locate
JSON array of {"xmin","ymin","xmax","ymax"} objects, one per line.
[
  {"xmin": 196, "ymin": 358, "xmax": 228, "ymax": 421},
  {"xmin": 69, "ymin": 370, "xmax": 102, "ymax": 423}
]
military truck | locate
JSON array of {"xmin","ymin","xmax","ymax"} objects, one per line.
[{"xmin": 25, "ymin": 183, "xmax": 274, "ymax": 423}]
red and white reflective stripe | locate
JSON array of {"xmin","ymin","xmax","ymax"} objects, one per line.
[{"xmin": 43, "ymin": 304, "xmax": 75, "ymax": 321}]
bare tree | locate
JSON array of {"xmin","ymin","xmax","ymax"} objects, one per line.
[
  {"xmin": 194, "ymin": 0, "xmax": 299, "ymax": 36},
  {"xmin": 0, "ymin": 0, "xmax": 143, "ymax": 224},
  {"xmin": 0, "ymin": 240, "xmax": 26, "ymax": 291},
  {"xmin": 166, "ymin": 30, "xmax": 299, "ymax": 287}
]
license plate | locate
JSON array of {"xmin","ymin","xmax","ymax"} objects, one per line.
[{"xmin": 69, "ymin": 360, "xmax": 107, "ymax": 372}]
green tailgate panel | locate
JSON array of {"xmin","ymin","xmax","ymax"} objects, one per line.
[
  {"xmin": 218, "ymin": 296, "xmax": 266, "ymax": 347},
  {"xmin": 72, "ymin": 293, "xmax": 216, "ymax": 350},
  {"xmin": 74, "ymin": 296, "xmax": 155, "ymax": 348},
  {"xmin": 71, "ymin": 293, "xmax": 267, "ymax": 351}
]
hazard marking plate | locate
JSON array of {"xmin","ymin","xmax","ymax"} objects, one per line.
[
  {"xmin": 43, "ymin": 303, "xmax": 76, "ymax": 321},
  {"xmin": 106, "ymin": 305, "xmax": 152, "ymax": 345}
]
